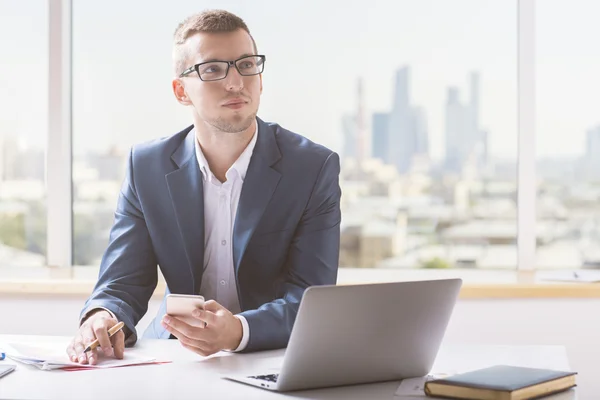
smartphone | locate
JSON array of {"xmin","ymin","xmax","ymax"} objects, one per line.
[
  {"xmin": 0, "ymin": 364, "xmax": 16, "ymax": 379},
  {"xmin": 165, "ymin": 294, "xmax": 206, "ymax": 328}
]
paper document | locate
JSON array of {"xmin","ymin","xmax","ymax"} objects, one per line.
[{"xmin": 0, "ymin": 342, "xmax": 164, "ymax": 371}]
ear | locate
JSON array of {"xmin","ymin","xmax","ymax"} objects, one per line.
[
  {"xmin": 259, "ymin": 74, "xmax": 263, "ymax": 94},
  {"xmin": 172, "ymin": 78, "xmax": 193, "ymax": 106}
]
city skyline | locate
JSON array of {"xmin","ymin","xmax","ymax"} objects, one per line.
[{"xmin": 1, "ymin": 0, "xmax": 600, "ymax": 160}]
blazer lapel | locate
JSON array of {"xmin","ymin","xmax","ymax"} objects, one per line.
[
  {"xmin": 233, "ymin": 118, "xmax": 282, "ymax": 273},
  {"xmin": 165, "ymin": 127, "xmax": 204, "ymax": 294}
]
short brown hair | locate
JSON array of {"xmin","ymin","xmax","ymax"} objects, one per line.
[{"xmin": 172, "ymin": 9, "xmax": 257, "ymax": 76}]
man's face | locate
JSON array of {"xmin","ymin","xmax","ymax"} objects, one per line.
[{"xmin": 174, "ymin": 29, "xmax": 262, "ymax": 133}]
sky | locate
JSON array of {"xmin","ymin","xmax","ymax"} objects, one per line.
[{"xmin": 0, "ymin": 0, "xmax": 599, "ymax": 160}]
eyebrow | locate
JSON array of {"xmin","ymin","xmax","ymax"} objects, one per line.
[{"xmin": 200, "ymin": 53, "xmax": 254, "ymax": 63}]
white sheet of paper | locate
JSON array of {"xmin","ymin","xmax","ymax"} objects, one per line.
[{"xmin": 2, "ymin": 342, "xmax": 158, "ymax": 370}]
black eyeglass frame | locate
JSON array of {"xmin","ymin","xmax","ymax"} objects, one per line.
[{"xmin": 179, "ymin": 54, "xmax": 266, "ymax": 81}]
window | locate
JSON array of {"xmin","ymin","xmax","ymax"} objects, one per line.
[
  {"xmin": 0, "ymin": 1, "xmax": 48, "ymax": 267},
  {"xmin": 70, "ymin": 0, "xmax": 518, "ymax": 270},
  {"xmin": 536, "ymin": 0, "xmax": 600, "ymax": 269},
  {"xmin": 72, "ymin": 1, "xmax": 189, "ymax": 265},
  {"xmin": 333, "ymin": 0, "xmax": 518, "ymax": 269}
]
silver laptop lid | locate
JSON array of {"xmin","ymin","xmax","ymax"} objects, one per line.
[{"xmin": 277, "ymin": 278, "xmax": 462, "ymax": 391}]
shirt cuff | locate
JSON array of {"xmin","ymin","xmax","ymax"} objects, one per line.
[
  {"xmin": 230, "ymin": 315, "xmax": 250, "ymax": 352},
  {"xmin": 79, "ymin": 307, "xmax": 117, "ymax": 326}
]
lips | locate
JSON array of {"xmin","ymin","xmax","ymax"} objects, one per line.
[{"xmin": 223, "ymin": 98, "xmax": 246, "ymax": 106}]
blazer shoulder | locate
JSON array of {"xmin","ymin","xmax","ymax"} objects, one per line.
[
  {"xmin": 266, "ymin": 121, "xmax": 337, "ymax": 164},
  {"xmin": 130, "ymin": 125, "xmax": 193, "ymax": 161}
]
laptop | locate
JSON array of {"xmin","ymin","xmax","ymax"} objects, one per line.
[{"xmin": 224, "ymin": 278, "xmax": 462, "ymax": 392}]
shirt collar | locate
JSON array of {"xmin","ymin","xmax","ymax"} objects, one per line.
[{"xmin": 193, "ymin": 122, "xmax": 258, "ymax": 183}]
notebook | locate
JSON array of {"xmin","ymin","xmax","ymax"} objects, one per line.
[{"xmin": 424, "ymin": 365, "xmax": 576, "ymax": 400}]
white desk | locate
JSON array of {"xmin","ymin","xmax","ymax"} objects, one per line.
[{"xmin": 0, "ymin": 336, "xmax": 577, "ymax": 400}]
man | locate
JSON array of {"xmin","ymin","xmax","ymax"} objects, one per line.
[{"xmin": 66, "ymin": 9, "xmax": 341, "ymax": 365}]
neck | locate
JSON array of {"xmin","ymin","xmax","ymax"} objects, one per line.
[{"xmin": 193, "ymin": 118, "xmax": 256, "ymax": 181}]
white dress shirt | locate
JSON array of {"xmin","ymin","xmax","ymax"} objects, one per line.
[{"xmin": 193, "ymin": 125, "xmax": 257, "ymax": 352}]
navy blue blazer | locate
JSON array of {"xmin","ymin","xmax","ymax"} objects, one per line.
[{"xmin": 80, "ymin": 117, "xmax": 341, "ymax": 352}]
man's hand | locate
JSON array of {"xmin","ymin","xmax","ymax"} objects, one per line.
[
  {"xmin": 161, "ymin": 300, "xmax": 243, "ymax": 357},
  {"xmin": 66, "ymin": 310, "xmax": 125, "ymax": 365}
]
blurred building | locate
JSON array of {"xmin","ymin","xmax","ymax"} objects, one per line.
[
  {"xmin": 386, "ymin": 66, "xmax": 429, "ymax": 174},
  {"xmin": 371, "ymin": 113, "xmax": 389, "ymax": 163},
  {"xmin": 444, "ymin": 72, "xmax": 488, "ymax": 174},
  {"xmin": 341, "ymin": 209, "xmax": 407, "ymax": 268}
]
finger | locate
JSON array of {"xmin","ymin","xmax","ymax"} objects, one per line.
[
  {"xmin": 73, "ymin": 338, "xmax": 89, "ymax": 364},
  {"xmin": 162, "ymin": 318, "xmax": 209, "ymax": 346},
  {"xmin": 111, "ymin": 330, "xmax": 125, "ymax": 359},
  {"xmin": 80, "ymin": 328, "xmax": 101, "ymax": 364},
  {"xmin": 78, "ymin": 330, "xmax": 96, "ymax": 364},
  {"xmin": 203, "ymin": 300, "xmax": 222, "ymax": 313},
  {"xmin": 92, "ymin": 319, "xmax": 114, "ymax": 357},
  {"xmin": 87, "ymin": 348, "xmax": 100, "ymax": 365},
  {"xmin": 66, "ymin": 341, "xmax": 78, "ymax": 362},
  {"xmin": 162, "ymin": 316, "xmax": 196, "ymax": 339},
  {"xmin": 162, "ymin": 318, "xmax": 193, "ymax": 342},
  {"xmin": 191, "ymin": 308, "xmax": 218, "ymax": 326}
]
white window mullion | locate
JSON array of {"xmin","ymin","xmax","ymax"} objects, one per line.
[
  {"xmin": 47, "ymin": 0, "xmax": 73, "ymax": 268},
  {"xmin": 517, "ymin": 0, "xmax": 536, "ymax": 271}
]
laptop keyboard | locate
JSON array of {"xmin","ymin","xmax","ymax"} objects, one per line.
[{"xmin": 249, "ymin": 373, "xmax": 279, "ymax": 383}]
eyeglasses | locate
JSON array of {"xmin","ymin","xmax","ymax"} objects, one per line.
[{"xmin": 179, "ymin": 55, "xmax": 266, "ymax": 81}]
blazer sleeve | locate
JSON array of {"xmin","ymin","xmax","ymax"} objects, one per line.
[
  {"xmin": 79, "ymin": 147, "xmax": 158, "ymax": 346},
  {"xmin": 238, "ymin": 151, "xmax": 341, "ymax": 352}
]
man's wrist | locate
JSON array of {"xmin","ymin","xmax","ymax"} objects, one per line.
[
  {"xmin": 230, "ymin": 315, "xmax": 250, "ymax": 352},
  {"xmin": 80, "ymin": 308, "xmax": 113, "ymax": 325},
  {"xmin": 227, "ymin": 315, "xmax": 244, "ymax": 351}
]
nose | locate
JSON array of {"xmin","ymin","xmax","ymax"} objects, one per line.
[{"xmin": 224, "ymin": 64, "xmax": 244, "ymax": 92}]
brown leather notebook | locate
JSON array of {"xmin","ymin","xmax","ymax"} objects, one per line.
[{"xmin": 424, "ymin": 365, "xmax": 576, "ymax": 400}]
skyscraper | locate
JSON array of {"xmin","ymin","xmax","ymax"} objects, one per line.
[
  {"xmin": 444, "ymin": 72, "xmax": 485, "ymax": 173},
  {"xmin": 387, "ymin": 68, "xmax": 404, "ymax": 170},
  {"xmin": 372, "ymin": 113, "xmax": 389, "ymax": 163},
  {"xmin": 445, "ymin": 87, "xmax": 466, "ymax": 172},
  {"xmin": 386, "ymin": 66, "xmax": 429, "ymax": 174},
  {"xmin": 412, "ymin": 106, "xmax": 428, "ymax": 155},
  {"xmin": 392, "ymin": 65, "xmax": 409, "ymax": 111}
]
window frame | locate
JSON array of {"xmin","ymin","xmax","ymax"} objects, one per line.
[{"xmin": 47, "ymin": 0, "xmax": 73, "ymax": 268}]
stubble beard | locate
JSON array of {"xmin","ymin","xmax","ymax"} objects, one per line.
[{"xmin": 209, "ymin": 112, "xmax": 256, "ymax": 134}]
